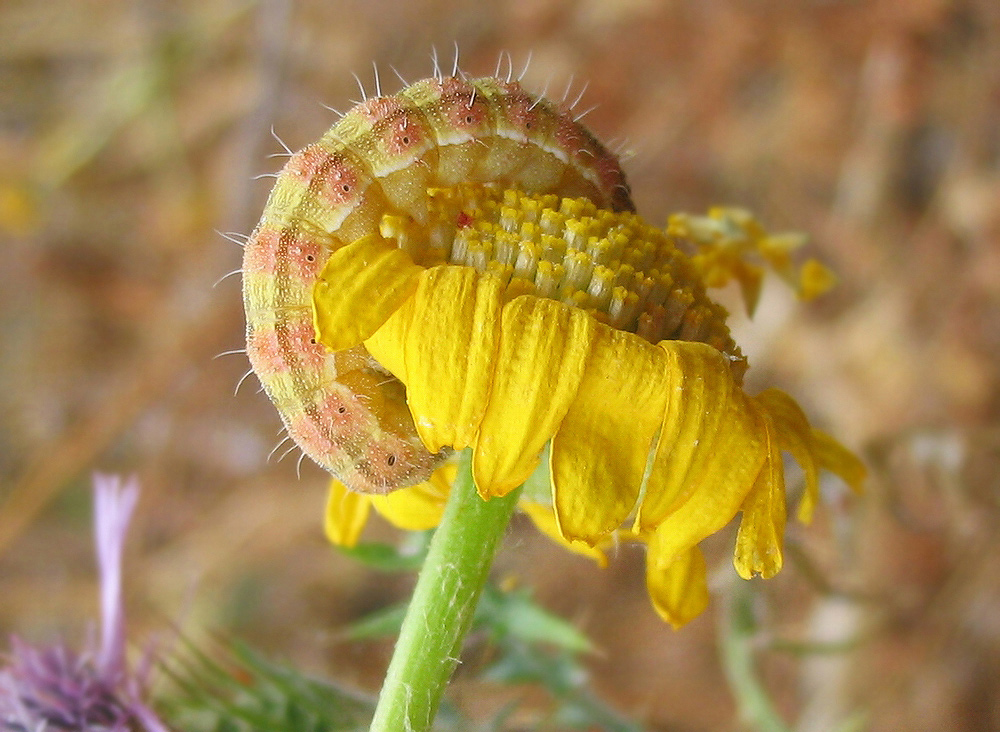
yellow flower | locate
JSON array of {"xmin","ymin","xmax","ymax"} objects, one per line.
[
  {"xmin": 317, "ymin": 185, "xmax": 864, "ymax": 628},
  {"xmin": 667, "ymin": 207, "xmax": 839, "ymax": 316}
]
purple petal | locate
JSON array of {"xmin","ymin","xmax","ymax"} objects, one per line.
[{"xmin": 91, "ymin": 473, "xmax": 139, "ymax": 682}]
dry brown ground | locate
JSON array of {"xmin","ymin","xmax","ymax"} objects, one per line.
[{"xmin": 2, "ymin": 0, "xmax": 999, "ymax": 730}]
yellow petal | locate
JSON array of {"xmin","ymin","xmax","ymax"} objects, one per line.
[
  {"xmin": 551, "ymin": 326, "xmax": 669, "ymax": 543},
  {"xmin": 398, "ymin": 267, "xmax": 503, "ymax": 453},
  {"xmin": 640, "ymin": 398, "xmax": 769, "ymax": 568},
  {"xmin": 520, "ymin": 501, "xmax": 610, "ymax": 567},
  {"xmin": 734, "ymin": 262, "xmax": 764, "ymax": 317},
  {"xmin": 473, "ymin": 296, "xmax": 596, "ymax": 498},
  {"xmin": 733, "ymin": 419, "xmax": 787, "ymax": 579},
  {"xmin": 646, "ymin": 542, "xmax": 709, "ymax": 629},
  {"xmin": 365, "ymin": 290, "xmax": 416, "ymax": 383},
  {"xmin": 753, "ymin": 389, "xmax": 820, "ymax": 523},
  {"xmin": 798, "ymin": 259, "xmax": 838, "ymax": 300},
  {"xmin": 638, "ymin": 342, "xmax": 768, "ymax": 534},
  {"xmin": 812, "ymin": 429, "xmax": 867, "ymax": 494},
  {"xmin": 325, "ymin": 479, "xmax": 371, "ymax": 547},
  {"xmin": 369, "ymin": 462, "xmax": 454, "ymax": 530},
  {"xmin": 313, "ymin": 233, "xmax": 423, "ymax": 352}
]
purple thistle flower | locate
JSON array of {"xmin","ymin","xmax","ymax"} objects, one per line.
[{"xmin": 0, "ymin": 474, "xmax": 170, "ymax": 732}]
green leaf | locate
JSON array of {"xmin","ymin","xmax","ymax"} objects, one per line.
[
  {"xmin": 336, "ymin": 531, "xmax": 432, "ymax": 572},
  {"xmin": 343, "ymin": 602, "xmax": 409, "ymax": 641},
  {"xmin": 478, "ymin": 585, "xmax": 594, "ymax": 654},
  {"xmin": 159, "ymin": 639, "xmax": 374, "ymax": 732}
]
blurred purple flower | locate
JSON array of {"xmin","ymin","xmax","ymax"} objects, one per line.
[{"xmin": 0, "ymin": 474, "xmax": 170, "ymax": 732}]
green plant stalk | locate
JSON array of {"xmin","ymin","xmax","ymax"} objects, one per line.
[
  {"xmin": 369, "ymin": 449, "xmax": 521, "ymax": 732},
  {"xmin": 719, "ymin": 581, "xmax": 791, "ymax": 732}
]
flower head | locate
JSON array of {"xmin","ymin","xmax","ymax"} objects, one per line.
[
  {"xmin": 316, "ymin": 184, "xmax": 864, "ymax": 627},
  {"xmin": 0, "ymin": 475, "xmax": 169, "ymax": 731}
]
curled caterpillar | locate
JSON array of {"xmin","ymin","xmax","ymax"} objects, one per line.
[{"xmin": 242, "ymin": 72, "xmax": 634, "ymax": 494}]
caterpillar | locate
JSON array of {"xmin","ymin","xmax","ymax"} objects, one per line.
[{"xmin": 242, "ymin": 70, "xmax": 634, "ymax": 494}]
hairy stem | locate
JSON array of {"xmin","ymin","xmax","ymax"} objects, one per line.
[{"xmin": 369, "ymin": 449, "xmax": 521, "ymax": 732}]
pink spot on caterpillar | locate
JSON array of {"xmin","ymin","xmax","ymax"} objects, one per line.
[
  {"xmin": 351, "ymin": 435, "xmax": 441, "ymax": 495},
  {"xmin": 284, "ymin": 236, "xmax": 326, "ymax": 284},
  {"xmin": 285, "ymin": 144, "xmax": 328, "ymax": 180},
  {"xmin": 381, "ymin": 111, "xmax": 430, "ymax": 157},
  {"xmin": 288, "ymin": 145, "xmax": 368, "ymax": 210},
  {"xmin": 434, "ymin": 78, "xmax": 492, "ymax": 138},
  {"xmin": 360, "ymin": 441, "xmax": 411, "ymax": 481},
  {"xmin": 313, "ymin": 390, "xmax": 364, "ymax": 430},
  {"xmin": 285, "ymin": 390, "xmax": 441, "ymax": 495},
  {"xmin": 283, "ymin": 321, "xmax": 328, "ymax": 370},
  {"xmin": 353, "ymin": 95, "xmax": 407, "ymax": 123},
  {"xmin": 491, "ymin": 83, "xmax": 553, "ymax": 143},
  {"xmin": 246, "ymin": 327, "xmax": 289, "ymax": 376},
  {"xmin": 284, "ymin": 390, "xmax": 373, "ymax": 462},
  {"xmin": 247, "ymin": 317, "xmax": 326, "ymax": 376},
  {"xmin": 552, "ymin": 112, "xmax": 597, "ymax": 167},
  {"xmin": 355, "ymin": 104, "xmax": 437, "ymax": 173},
  {"xmin": 245, "ymin": 226, "xmax": 326, "ymax": 284},
  {"xmin": 242, "ymin": 228, "xmax": 280, "ymax": 275},
  {"xmin": 317, "ymin": 160, "xmax": 363, "ymax": 208},
  {"xmin": 285, "ymin": 409, "xmax": 339, "ymax": 466}
]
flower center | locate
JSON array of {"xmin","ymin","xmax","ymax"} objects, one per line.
[{"xmin": 381, "ymin": 184, "xmax": 747, "ymax": 381}]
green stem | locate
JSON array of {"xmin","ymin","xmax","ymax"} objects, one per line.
[
  {"xmin": 719, "ymin": 580, "xmax": 791, "ymax": 732},
  {"xmin": 369, "ymin": 449, "xmax": 521, "ymax": 732}
]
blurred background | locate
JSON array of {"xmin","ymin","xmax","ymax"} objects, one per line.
[{"xmin": 1, "ymin": 0, "xmax": 999, "ymax": 729}]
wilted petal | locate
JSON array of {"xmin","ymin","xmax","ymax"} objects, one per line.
[
  {"xmin": 733, "ymin": 421, "xmax": 787, "ymax": 579},
  {"xmin": 645, "ymin": 542, "xmax": 709, "ymax": 629},
  {"xmin": 390, "ymin": 267, "xmax": 503, "ymax": 453},
  {"xmin": 669, "ymin": 208, "xmax": 837, "ymax": 316},
  {"xmin": 753, "ymin": 389, "xmax": 820, "ymax": 523},
  {"xmin": 551, "ymin": 326, "xmax": 669, "ymax": 543},
  {"xmin": 637, "ymin": 342, "xmax": 767, "ymax": 534},
  {"xmin": 473, "ymin": 297, "xmax": 596, "ymax": 498},
  {"xmin": 806, "ymin": 429, "xmax": 867, "ymax": 525},
  {"xmin": 732, "ymin": 262, "xmax": 764, "ymax": 317}
]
